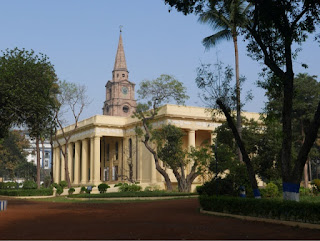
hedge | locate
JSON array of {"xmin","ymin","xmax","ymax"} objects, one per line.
[
  {"xmin": 0, "ymin": 188, "xmax": 53, "ymax": 196},
  {"xmin": 70, "ymin": 191, "xmax": 198, "ymax": 198},
  {"xmin": 199, "ymin": 195, "xmax": 320, "ymax": 224}
]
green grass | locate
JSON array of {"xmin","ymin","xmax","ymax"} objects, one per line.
[
  {"xmin": 69, "ymin": 190, "xmax": 198, "ymax": 199},
  {"xmin": 30, "ymin": 196, "xmax": 187, "ymax": 203}
]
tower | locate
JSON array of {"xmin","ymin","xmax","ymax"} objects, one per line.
[{"xmin": 102, "ymin": 29, "xmax": 136, "ymax": 117}]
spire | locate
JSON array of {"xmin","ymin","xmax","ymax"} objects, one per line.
[{"xmin": 113, "ymin": 27, "xmax": 128, "ymax": 72}]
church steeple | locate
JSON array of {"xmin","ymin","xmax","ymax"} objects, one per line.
[
  {"xmin": 112, "ymin": 28, "xmax": 129, "ymax": 82},
  {"xmin": 103, "ymin": 28, "xmax": 136, "ymax": 117}
]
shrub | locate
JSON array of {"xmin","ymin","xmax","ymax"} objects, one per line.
[
  {"xmin": 300, "ymin": 187, "xmax": 312, "ymax": 196},
  {"xmin": 312, "ymin": 179, "xmax": 320, "ymax": 192},
  {"xmin": 0, "ymin": 182, "xmax": 19, "ymax": 189},
  {"xmin": 85, "ymin": 185, "xmax": 95, "ymax": 194},
  {"xmin": 0, "ymin": 188, "xmax": 53, "ymax": 196},
  {"xmin": 118, "ymin": 183, "xmax": 142, "ymax": 192},
  {"xmin": 144, "ymin": 184, "xmax": 161, "ymax": 192},
  {"xmin": 261, "ymin": 182, "xmax": 279, "ymax": 198},
  {"xmin": 114, "ymin": 182, "xmax": 123, "ymax": 187},
  {"xmin": 59, "ymin": 181, "xmax": 68, "ymax": 189},
  {"xmin": 80, "ymin": 186, "xmax": 86, "ymax": 194},
  {"xmin": 56, "ymin": 186, "xmax": 63, "ymax": 196},
  {"xmin": 199, "ymin": 195, "xmax": 320, "ymax": 224},
  {"xmin": 196, "ymin": 178, "xmax": 235, "ymax": 196},
  {"xmin": 98, "ymin": 183, "xmax": 110, "ymax": 193},
  {"xmin": 68, "ymin": 188, "xmax": 75, "ymax": 195},
  {"xmin": 22, "ymin": 180, "xmax": 37, "ymax": 189}
]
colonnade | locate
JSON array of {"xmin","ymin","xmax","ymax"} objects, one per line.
[{"xmin": 53, "ymin": 128, "xmax": 212, "ymax": 186}]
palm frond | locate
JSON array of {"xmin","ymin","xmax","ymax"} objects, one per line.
[{"xmin": 202, "ymin": 29, "xmax": 232, "ymax": 49}]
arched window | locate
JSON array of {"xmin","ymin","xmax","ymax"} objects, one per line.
[
  {"xmin": 129, "ymin": 138, "xmax": 132, "ymax": 158},
  {"xmin": 115, "ymin": 142, "xmax": 119, "ymax": 160}
]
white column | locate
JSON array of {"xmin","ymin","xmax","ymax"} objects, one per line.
[
  {"xmin": 74, "ymin": 141, "xmax": 81, "ymax": 185},
  {"xmin": 101, "ymin": 138, "xmax": 105, "ymax": 182},
  {"xmin": 67, "ymin": 142, "xmax": 73, "ymax": 183},
  {"xmin": 93, "ymin": 136, "xmax": 101, "ymax": 185},
  {"xmin": 90, "ymin": 137, "xmax": 94, "ymax": 184},
  {"xmin": 188, "ymin": 129, "xmax": 196, "ymax": 150},
  {"xmin": 53, "ymin": 147, "xmax": 60, "ymax": 183},
  {"xmin": 81, "ymin": 139, "xmax": 88, "ymax": 184}
]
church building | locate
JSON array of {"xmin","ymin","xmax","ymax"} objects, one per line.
[{"xmin": 53, "ymin": 31, "xmax": 260, "ymax": 191}]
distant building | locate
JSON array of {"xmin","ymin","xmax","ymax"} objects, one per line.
[{"xmin": 24, "ymin": 133, "xmax": 52, "ymax": 170}]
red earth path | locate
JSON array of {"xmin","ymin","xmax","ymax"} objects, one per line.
[{"xmin": 0, "ymin": 198, "xmax": 320, "ymax": 240}]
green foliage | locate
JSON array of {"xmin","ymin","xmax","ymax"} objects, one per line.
[
  {"xmin": 0, "ymin": 48, "xmax": 58, "ymax": 138},
  {"xmin": 152, "ymin": 124, "xmax": 186, "ymax": 170},
  {"xmin": 299, "ymin": 187, "xmax": 312, "ymax": 196},
  {"xmin": 68, "ymin": 188, "xmax": 75, "ymax": 195},
  {"xmin": 260, "ymin": 182, "xmax": 279, "ymax": 198},
  {"xmin": 59, "ymin": 181, "xmax": 68, "ymax": 189},
  {"xmin": 312, "ymin": 179, "xmax": 320, "ymax": 192},
  {"xmin": 117, "ymin": 183, "xmax": 142, "ymax": 192},
  {"xmin": 98, "ymin": 183, "xmax": 110, "ymax": 193},
  {"xmin": 199, "ymin": 195, "xmax": 320, "ymax": 224},
  {"xmin": 80, "ymin": 186, "xmax": 86, "ymax": 194},
  {"xmin": 0, "ymin": 188, "xmax": 53, "ymax": 196},
  {"xmin": 196, "ymin": 178, "xmax": 235, "ymax": 196},
  {"xmin": 144, "ymin": 184, "xmax": 161, "ymax": 192},
  {"xmin": 0, "ymin": 130, "xmax": 30, "ymax": 179},
  {"xmin": 22, "ymin": 180, "xmax": 37, "ymax": 189},
  {"xmin": 0, "ymin": 182, "xmax": 20, "ymax": 189},
  {"xmin": 56, "ymin": 186, "xmax": 63, "ymax": 196}
]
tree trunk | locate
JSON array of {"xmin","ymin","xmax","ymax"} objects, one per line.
[
  {"xmin": 303, "ymin": 161, "xmax": 309, "ymax": 188},
  {"xmin": 36, "ymin": 137, "xmax": 41, "ymax": 189},
  {"xmin": 64, "ymin": 144, "xmax": 72, "ymax": 188},
  {"xmin": 233, "ymin": 35, "xmax": 242, "ymax": 163},
  {"xmin": 216, "ymin": 99, "xmax": 261, "ymax": 198}
]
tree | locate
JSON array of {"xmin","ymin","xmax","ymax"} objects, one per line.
[
  {"xmin": 134, "ymin": 74, "xmax": 189, "ymax": 191},
  {"xmin": 196, "ymin": 62, "xmax": 261, "ymax": 197},
  {"xmin": 0, "ymin": 130, "xmax": 30, "ymax": 180},
  {"xmin": 199, "ymin": 0, "xmax": 251, "ymax": 162},
  {"xmin": 259, "ymin": 73, "xmax": 320, "ymax": 188},
  {"xmin": 152, "ymin": 124, "xmax": 211, "ymax": 192},
  {"xmin": 245, "ymin": 1, "xmax": 320, "ymax": 200},
  {"xmin": 0, "ymin": 48, "xmax": 58, "ymax": 188},
  {"xmin": 54, "ymin": 80, "xmax": 90, "ymax": 188}
]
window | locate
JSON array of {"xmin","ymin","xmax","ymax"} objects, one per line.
[
  {"xmin": 45, "ymin": 152, "xmax": 49, "ymax": 158},
  {"xmin": 129, "ymin": 138, "xmax": 132, "ymax": 158},
  {"xmin": 115, "ymin": 142, "xmax": 119, "ymax": 160},
  {"xmin": 123, "ymin": 105, "xmax": 129, "ymax": 113},
  {"xmin": 44, "ymin": 160, "xmax": 48, "ymax": 168},
  {"xmin": 122, "ymin": 74, "xmax": 125, "ymax": 77}
]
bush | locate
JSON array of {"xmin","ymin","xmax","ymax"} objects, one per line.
[
  {"xmin": 80, "ymin": 186, "xmax": 86, "ymax": 194},
  {"xmin": 0, "ymin": 182, "xmax": 19, "ymax": 189},
  {"xmin": 261, "ymin": 182, "xmax": 279, "ymax": 198},
  {"xmin": 85, "ymin": 185, "xmax": 95, "ymax": 194},
  {"xmin": 144, "ymin": 184, "xmax": 161, "ymax": 192},
  {"xmin": 68, "ymin": 188, "xmax": 75, "ymax": 195},
  {"xmin": 98, "ymin": 183, "xmax": 110, "ymax": 193},
  {"xmin": 118, "ymin": 183, "xmax": 142, "ymax": 192},
  {"xmin": 199, "ymin": 195, "xmax": 320, "ymax": 224},
  {"xmin": 300, "ymin": 187, "xmax": 312, "ymax": 196},
  {"xmin": 0, "ymin": 188, "xmax": 53, "ymax": 196},
  {"xmin": 22, "ymin": 180, "xmax": 37, "ymax": 189},
  {"xmin": 312, "ymin": 179, "xmax": 320, "ymax": 192},
  {"xmin": 59, "ymin": 181, "xmax": 68, "ymax": 189},
  {"xmin": 196, "ymin": 178, "xmax": 235, "ymax": 196},
  {"xmin": 56, "ymin": 186, "xmax": 63, "ymax": 196}
]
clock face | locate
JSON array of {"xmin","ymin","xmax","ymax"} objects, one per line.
[{"xmin": 122, "ymin": 86, "xmax": 128, "ymax": 95}]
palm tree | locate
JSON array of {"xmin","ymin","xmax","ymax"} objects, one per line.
[{"xmin": 199, "ymin": 0, "xmax": 251, "ymax": 162}]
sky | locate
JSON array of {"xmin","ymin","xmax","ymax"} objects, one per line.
[{"xmin": 1, "ymin": 0, "xmax": 319, "ymax": 124}]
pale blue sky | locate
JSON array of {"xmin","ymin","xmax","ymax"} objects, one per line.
[{"xmin": 1, "ymin": 0, "xmax": 319, "ymax": 124}]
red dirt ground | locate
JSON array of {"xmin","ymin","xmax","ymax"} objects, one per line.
[{"xmin": 0, "ymin": 198, "xmax": 320, "ymax": 240}]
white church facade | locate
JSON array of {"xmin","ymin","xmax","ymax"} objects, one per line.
[{"xmin": 53, "ymin": 32, "xmax": 260, "ymax": 190}]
